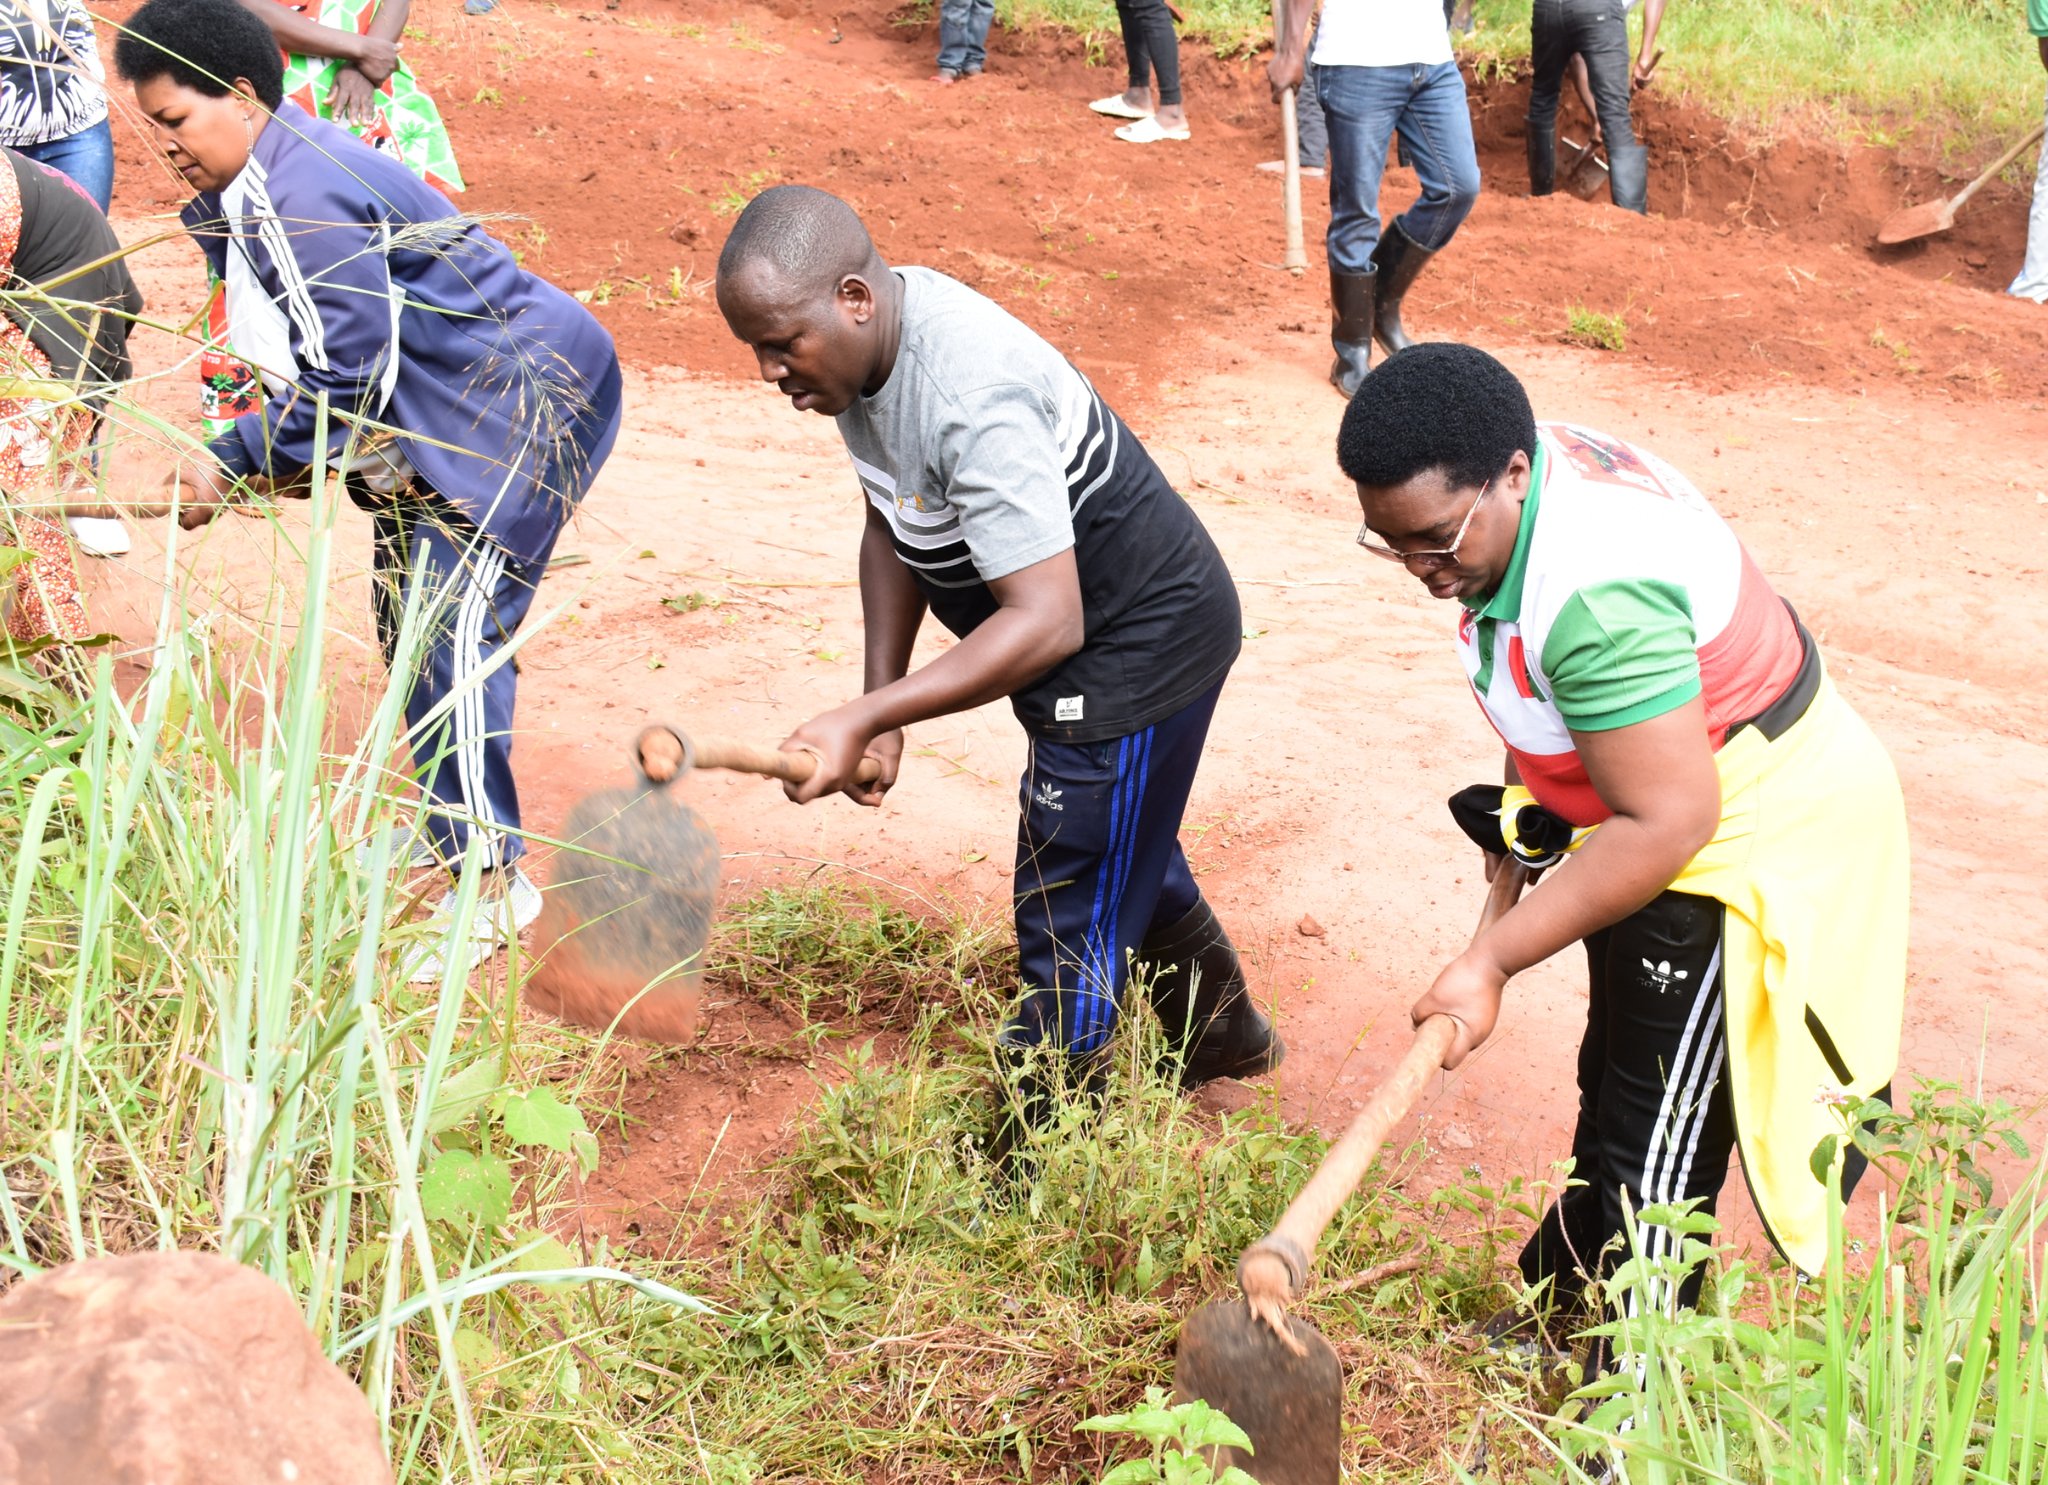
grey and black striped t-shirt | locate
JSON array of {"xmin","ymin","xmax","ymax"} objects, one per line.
[{"xmin": 835, "ymin": 267, "xmax": 1240, "ymax": 743}]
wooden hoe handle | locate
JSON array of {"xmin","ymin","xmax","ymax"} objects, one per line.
[
  {"xmin": 634, "ymin": 726, "xmax": 883, "ymax": 788},
  {"xmin": 1238, "ymin": 860, "xmax": 1529, "ymax": 1348}
]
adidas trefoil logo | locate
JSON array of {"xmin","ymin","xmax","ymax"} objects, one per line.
[
  {"xmin": 1641, "ymin": 958, "xmax": 1690, "ymax": 994},
  {"xmin": 1034, "ymin": 783, "xmax": 1064, "ymax": 812}
]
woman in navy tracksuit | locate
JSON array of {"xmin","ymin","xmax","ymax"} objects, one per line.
[{"xmin": 117, "ymin": 0, "xmax": 623, "ymax": 979}]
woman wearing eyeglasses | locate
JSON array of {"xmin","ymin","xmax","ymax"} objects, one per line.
[{"xmin": 1337, "ymin": 344, "xmax": 1907, "ymax": 1393}]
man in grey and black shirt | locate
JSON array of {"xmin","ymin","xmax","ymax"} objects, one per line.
[{"xmin": 716, "ymin": 186, "xmax": 1283, "ymax": 1160}]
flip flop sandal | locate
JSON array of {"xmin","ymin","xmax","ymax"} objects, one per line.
[
  {"xmin": 1089, "ymin": 94, "xmax": 1153, "ymax": 120},
  {"xmin": 1114, "ymin": 116, "xmax": 1191, "ymax": 144}
]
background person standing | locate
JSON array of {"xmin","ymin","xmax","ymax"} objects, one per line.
[
  {"xmin": 1268, "ymin": 0, "xmax": 1480, "ymax": 397},
  {"xmin": 2012, "ymin": 0, "xmax": 2048, "ymax": 303},
  {"xmin": 1525, "ymin": 0, "xmax": 1665, "ymax": 213},
  {"xmin": 1087, "ymin": 0, "xmax": 1188, "ymax": 143},
  {"xmin": 0, "ymin": 0, "xmax": 126, "ymax": 559},
  {"xmin": 933, "ymin": 0, "xmax": 993, "ymax": 83}
]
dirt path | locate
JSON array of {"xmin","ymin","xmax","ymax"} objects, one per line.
[{"xmin": 86, "ymin": 0, "xmax": 2048, "ymax": 1256}]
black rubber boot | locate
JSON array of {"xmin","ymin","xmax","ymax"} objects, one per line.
[
  {"xmin": 1368, "ymin": 221, "xmax": 1436, "ymax": 358},
  {"xmin": 985, "ymin": 1024, "xmax": 1105, "ymax": 1180},
  {"xmin": 1526, "ymin": 117, "xmax": 1556, "ymax": 197},
  {"xmin": 1328, "ymin": 268, "xmax": 1376, "ymax": 399},
  {"xmin": 1141, "ymin": 897, "xmax": 1285, "ymax": 1089},
  {"xmin": 1607, "ymin": 143, "xmax": 1649, "ymax": 215}
]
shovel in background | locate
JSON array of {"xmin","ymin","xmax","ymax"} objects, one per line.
[
  {"xmin": 1877, "ymin": 121, "xmax": 2046, "ymax": 245},
  {"xmin": 1558, "ymin": 135, "xmax": 1608, "ymax": 202},
  {"xmin": 525, "ymin": 725, "xmax": 880, "ymax": 1042},
  {"xmin": 1172, "ymin": 861, "xmax": 1529, "ymax": 1484}
]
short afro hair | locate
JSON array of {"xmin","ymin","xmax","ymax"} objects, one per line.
[
  {"xmin": 717, "ymin": 185, "xmax": 878, "ymax": 301},
  {"xmin": 1336, "ymin": 343, "xmax": 1537, "ymax": 492},
  {"xmin": 116, "ymin": 0, "xmax": 285, "ymax": 111}
]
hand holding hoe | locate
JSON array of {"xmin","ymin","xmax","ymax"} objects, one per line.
[
  {"xmin": 526, "ymin": 726, "xmax": 880, "ymax": 1041},
  {"xmin": 1172, "ymin": 860, "xmax": 1529, "ymax": 1484}
]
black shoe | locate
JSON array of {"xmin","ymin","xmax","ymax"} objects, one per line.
[
  {"xmin": 1328, "ymin": 267, "xmax": 1376, "ymax": 399},
  {"xmin": 1468, "ymin": 1305, "xmax": 1574, "ymax": 1370},
  {"xmin": 1368, "ymin": 221, "xmax": 1436, "ymax": 358},
  {"xmin": 985, "ymin": 1026, "xmax": 1105, "ymax": 1179},
  {"xmin": 1607, "ymin": 143, "xmax": 1649, "ymax": 215},
  {"xmin": 1526, "ymin": 117, "xmax": 1556, "ymax": 197},
  {"xmin": 1141, "ymin": 897, "xmax": 1285, "ymax": 1089}
]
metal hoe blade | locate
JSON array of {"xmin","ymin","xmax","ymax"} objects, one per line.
[
  {"xmin": 1173, "ymin": 1300, "xmax": 1343, "ymax": 1485},
  {"xmin": 526, "ymin": 758, "xmax": 721, "ymax": 1043}
]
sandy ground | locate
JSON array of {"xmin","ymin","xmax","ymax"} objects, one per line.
[{"xmin": 80, "ymin": 0, "xmax": 2048, "ymax": 1258}]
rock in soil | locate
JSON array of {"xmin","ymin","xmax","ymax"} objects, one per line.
[{"xmin": 0, "ymin": 1250, "xmax": 392, "ymax": 1485}]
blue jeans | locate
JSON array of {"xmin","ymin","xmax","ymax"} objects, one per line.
[
  {"xmin": 1318, "ymin": 61, "xmax": 1480, "ymax": 273},
  {"xmin": 936, "ymin": 0, "xmax": 993, "ymax": 72},
  {"xmin": 15, "ymin": 118, "xmax": 114, "ymax": 213}
]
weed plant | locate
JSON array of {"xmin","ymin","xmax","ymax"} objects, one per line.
[{"xmin": 1517, "ymin": 1085, "xmax": 2048, "ymax": 1485}]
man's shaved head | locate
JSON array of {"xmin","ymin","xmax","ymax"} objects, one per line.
[
  {"xmin": 717, "ymin": 185, "xmax": 903, "ymax": 418},
  {"xmin": 717, "ymin": 185, "xmax": 882, "ymax": 302}
]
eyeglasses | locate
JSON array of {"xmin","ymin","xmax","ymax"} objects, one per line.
[{"xmin": 1356, "ymin": 478, "xmax": 1491, "ymax": 570}]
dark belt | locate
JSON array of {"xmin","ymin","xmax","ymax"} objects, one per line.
[{"xmin": 1727, "ymin": 602, "xmax": 1820, "ymax": 744}]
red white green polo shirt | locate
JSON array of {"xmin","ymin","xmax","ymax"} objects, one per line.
[{"xmin": 1456, "ymin": 424, "xmax": 1804, "ymax": 827}]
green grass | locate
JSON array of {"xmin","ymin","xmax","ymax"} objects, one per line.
[
  {"xmin": 4, "ymin": 357, "xmax": 2046, "ymax": 1479},
  {"xmin": 1564, "ymin": 303, "xmax": 1628, "ymax": 351},
  {"xmin": 1462, "ymin": 0, "xmax": 2038, "ymax": 161}
]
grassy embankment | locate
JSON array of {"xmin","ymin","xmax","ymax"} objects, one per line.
[{"xmin": 993, "ymin": 0, "xmax": 2043, "ymax": 160}]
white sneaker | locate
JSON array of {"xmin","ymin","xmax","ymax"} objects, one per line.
[
  {"xmin": 66, "ymin": 515, "xmax": 130, "ymax": 558},
  {"xmin": 354, "ymin": 832, "xmax": 444, "ymax": 872},
  {"xmin": 402, "ymin": 868, "xmax": 543, "ymax": 983}
]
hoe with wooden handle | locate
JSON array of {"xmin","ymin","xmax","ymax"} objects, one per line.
[
  {"xmin": 525, "ymin": 725, "xmax": 881, "ymax": 1042},
  {"xmin": 1172, "ymin": 861, "xmax": 1529, "ymax": 1483}
]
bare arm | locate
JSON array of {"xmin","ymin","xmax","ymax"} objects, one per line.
[
  {"xmin": 1413, "ymin": 696, "xmax": 1721, "ymax": 1066},
  {"xmin": 234, "ymin": 0, "xmax": 391, "ymax": 68},
  {"xmin": 1266, "ymin": 0, "xmax": 1318, "ymax": 100},
  {"xmin": 1635, "ymin": 0, "xmax": 1668, "ymax": 84},
  {"xmin": 825, "ymin": 501, "xmax": 930, "ymax": 804},
  {"xmin": 780, "ymin": 543, "xmax": 1085, "ymax": 804}
]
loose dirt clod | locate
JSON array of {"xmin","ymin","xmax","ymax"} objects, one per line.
[{"xmin": 0, "ymin": 1250, "xmax": 393, "ymax": 1485}]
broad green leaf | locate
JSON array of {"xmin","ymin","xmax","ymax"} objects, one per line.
[
  {"xmin": 1097, "ymin": 1463, "xmax": 1161, "ymax": 1485},
  {"xmin": 1180, "ymin": 1406, "xmax": 1252, "ymax": 1453},
  {"xmin": 498, "ymin": 1087, "xmax": 588, "ymax": 1153},
  {"xmin": 427, "ymin": 1058, "xmax": 503, "ymax": 1136},
  {"xmin": 510, "ymin": 1230, "xmax": 579, "ymax": 1272},
  {"xmin": 342, "ymin": 1239, "xmax": 389, "ymax": 1284},
  {"xmin": 420, "ymin": 1148, "xmax": 513, "ymax": 1227}
]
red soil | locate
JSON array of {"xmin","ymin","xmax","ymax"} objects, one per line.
[{"xmin": 90, "ymin": 0, "xmax": 2048, "ymax": 1264}]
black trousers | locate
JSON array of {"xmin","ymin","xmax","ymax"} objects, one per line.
[
  {"xmin": 1113, "ymin": 0, "xmax": 1181, "ymax": 106},
  {"xmin": 1527, "ymin": 0, "xmax": 1637, "ymax": 150},
  {"xmin": 1519, "ymin": 888, "xmax": 1736, "ymax": 1320}
]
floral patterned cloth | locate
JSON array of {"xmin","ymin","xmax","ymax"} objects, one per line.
[
  {"xmin": 0, "ymin": 147, "xmax": 88, "ymax": 644},
  {"xmin": 202, "ymin": 0, "xmax": 464, "ymax": 434}
]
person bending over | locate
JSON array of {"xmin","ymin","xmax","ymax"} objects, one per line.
[
  {"xmin": 715, "ymin": 185, "xmax": 1280, "ymax": 1158},
  {"xmin": 1337, "ymin": 344, "xmax": 1906, "ymax": 1405},
  {"xmin": 117, "ymin": 0, "xmax": 623, "ymax": 982},
  {"xmin": 1527, "ymin": 0, "xmax": 1665, "ymax": 212}
]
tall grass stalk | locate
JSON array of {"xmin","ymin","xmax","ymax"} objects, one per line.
[
  {"xmin": 1526, "ymin": 1087, "xmax": 2048, "ymax": 1485},
  {"xmin": 0, "ymin": 404, "xmax": 701, "ymax": 1477}
]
